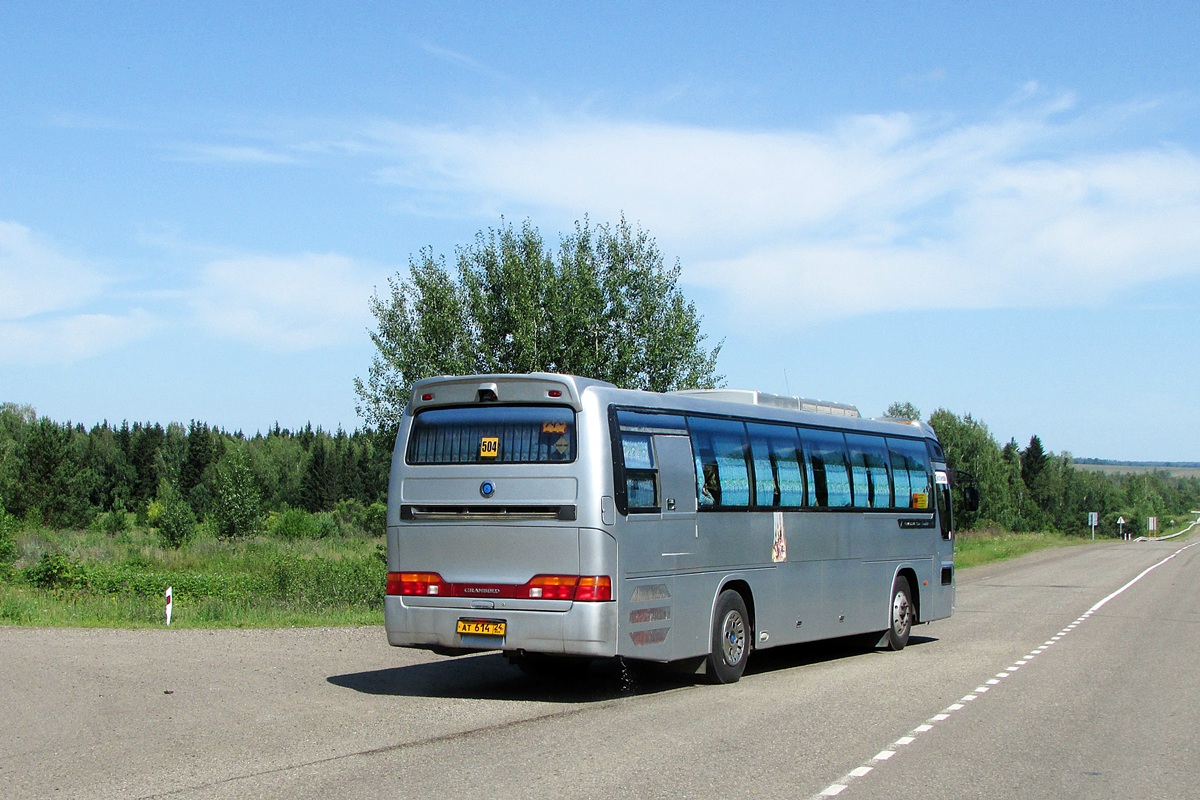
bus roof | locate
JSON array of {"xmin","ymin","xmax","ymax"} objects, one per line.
[
  {"xmin": 406, "ymin": 373, "xmax": 615, "ymax": 414},
  {"xmin": 406, "ymin": 373, "xmax": 939, "ymax": 442},
  {"xmin": 670, "ymin": 388, "xmax": 860, "ymax": 417}
]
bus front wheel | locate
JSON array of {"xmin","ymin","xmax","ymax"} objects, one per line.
[
  {"xmin": 706, "ymin": 589, "xmax": 750, "ymax": 684},
  {"xmin": 886, "ymin": 576, "xmax": 914, "ymax": 651}
]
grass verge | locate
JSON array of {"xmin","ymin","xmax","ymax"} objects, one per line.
[
  {"xmin": 0, "ymin": 526, "xmax": 385, "ymax": 628},
  {"xmin": 954, "ymin": 528, "xmax": 1088, "ymax": 570}
]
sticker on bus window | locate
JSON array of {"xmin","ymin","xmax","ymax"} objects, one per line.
[
  {"xmin": 479, "ymin": 437, "xmax": 499, "ymax": 458},
  {"xmin": 911, "ymin": 492, "xmax": 929, "ymax": 509},
  {"xmin": 542, "ymin": 422, "xmax": 567, "ymax": 434},
  {"xmin": 772, "ymin": 511, "xmax": 787, "ymax": 563}
]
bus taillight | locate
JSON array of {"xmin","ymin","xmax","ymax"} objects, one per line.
[
  {"xmin": 575, "ymin": 576, "xmax": 613, "ymax": 602},
  {"xmin": 525, "ymin": 575, "xmax": 577, "ymax": 599},
  {"xmin": 524, "ymin": 575, "xmax": 613, "ymax": 601},
  {"xmin": 388, "ymin": 572, "xmax": 446, "ymax": 596}
]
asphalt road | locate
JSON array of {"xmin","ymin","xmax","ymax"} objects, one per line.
[{"xmin": 2, "ymin": 536, "xmax": 1197, "ymax": 799}]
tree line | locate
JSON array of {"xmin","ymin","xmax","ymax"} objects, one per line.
[
  {"xmin": 4, "ymin": 395, "xmax": 1196, "ymax": 545},
  {"xmin": 0, "ymin": 402, "xmax": 392, "ymax": 544},
  {"xmin": 926, "ymin": 408, "xmax": 1199, "ymax": 537}
]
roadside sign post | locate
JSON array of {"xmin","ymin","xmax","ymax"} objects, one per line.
[
  {"xmin": 1149, "ymin": 516, "xmax": 1158, "ymax": 538},
  {"xmin": 1088, "ymin": 511, "xmax": 1098, "ymax": 541},
  {"xmin": 1118, "ymin": 516, "xmax": 1126, "ymax": 540}
]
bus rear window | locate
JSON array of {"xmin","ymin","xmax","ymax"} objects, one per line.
[{"xmin": 406, "ymin": 406, "xmax": 576, "ymax": 464}]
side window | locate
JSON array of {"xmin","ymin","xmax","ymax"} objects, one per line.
[
  {"xmin": 621, "ymin": 433, "xmax": 658, "ymax": 512},
  {"xmin": 936, "ymin": 470, "xmax": 953, "ymax": 539},
  {"xmin": 802, "ymin": 428, "xmax": 852, "ymax": 508},
  {"xmin": 747, "ymin": 423, "xmax": 806, "ymax": 508},
  {"xmin": 688, "ymin": 417, "xmax": 751, "ymax": 509},
  {"xmin": 612, "ymin": 409, "xmax": 687, "ymax": 515},
  {"xmin": 887, "ymin": 437, "xmax": 933, "ymax": 510},
  {"xmin": 845, "ymin": 433, "xmax": 893, "ymax": 509},
  {"xmin": 891, "ymin": 443, "xmax": 913, "ymax": 507}
]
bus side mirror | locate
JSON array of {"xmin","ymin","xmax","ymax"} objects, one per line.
[{"xmin": 963, "ymin": 485, "xmax": 980, "ymax": 513}]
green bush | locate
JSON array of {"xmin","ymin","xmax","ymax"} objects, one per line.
[
  {"xmin": 268, "ymin": 507, "xmax": 341, "ymax": 540},
  {"xmin": 0, "ymin": 502, "xmax": 18, "ymax": 577},
  {"xmin": 363, "ymin": 502, "xmax": 387, "ymax": 536},
  {"xmin": 266, "ymin": 552, "xmax": 383, "ymax": 607},
  {"xmin": 211, "ymin": 450, "xmax": 262, "ymax": 540},
  {"xmin": 144, "ymin": 499, "xmax": 164, "ymax": 528},
  {"xmin": 313, "ymin": 512, "xmax": 339, "ymax": 538},
  {"xmin": 269, "ymin": 506, "xmax": 320, "ymax": 540},
  {"xmin": 332, "ymin": 498, "xmax": 363, "ymax": 528},
  {"xmin": 83, "ymin": 562, "xmax": 248, "ymax": 599},
  {"xmin": 158, "ymin": 497, "xmax": 197, "ymax": 549},
  {"xmin": 92, "ymin": 508, "xmax": 131, "ymax": 536},
  {"xmin": 23, "ymin": 551, "xmax": 87, "ymax": 590},
  {"xmin": 332, "ymin": 498, "xmax": 387, "ymax": 536},
  {"xmin": 151, "ymin": 480, "xmax": 197, "ymax": 548}
]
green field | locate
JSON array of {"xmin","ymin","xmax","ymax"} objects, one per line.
[
  {"xmin": 1075, "ymin": 463, "xmax": 1200, "ymax": 478},
  {"xmin": 0, "ymin": 525, "xmax": 385, "ymax": 628},
  {"xmin": 953, "ymin": 528, "xmax": 1087, "ymax": 569}
]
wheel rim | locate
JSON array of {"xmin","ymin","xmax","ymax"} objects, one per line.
[
  {"xmin": 892, "ymin": 588, "xmax": 911, "ymax": 637},
  {"xmin": 721, "ymin": 609, "xmax": 746, "ymax": 665}
]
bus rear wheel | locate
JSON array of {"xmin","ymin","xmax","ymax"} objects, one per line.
[
  {"xmin": 886, "ymin": 576, "xmax": 914, "ymax": 651},
  {"xmin": 706, "ymin": 589, "xmax": 750, "ymax": 684}
]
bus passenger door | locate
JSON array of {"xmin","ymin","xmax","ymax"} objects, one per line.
[
  {"xmin": 927, "ymin": 470, "xmax": 955, "ymax": 619},
  {"xmin": 654, "ymin": 434, "xmax": 707, "ymax": 658},
  {"xmin": 654, "ymin": 434, "xmax": 700, "ymax": 564},
  {"xmin": 620, "ymin": 434, "xmax": 701, "ymax": 663}
]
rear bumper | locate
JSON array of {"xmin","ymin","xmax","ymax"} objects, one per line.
[{"xmin": 385, "ymin": 596, "xmax": 619, "ymax": 658}]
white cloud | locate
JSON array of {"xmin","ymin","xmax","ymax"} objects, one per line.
[
  {"xmin": 190, "ymin": 253, "xmax": 379, "ymax": 351},
  {"xmin": 365, "ymin": 97, "xmax": 1200, "ymax": 323},
  {"xmin": 374, "ymin": 118, "xmax": 919, "ymax": 241},
  {"xmin": 0, "ymin": 222, "xmax": 163, "ymax": 364},
  {"xmin": 163, "ymin": 144, "xmax": 300, "ymax": 164},
  {"xmin": 0, "ymin": 310, "xmax": 160, "ymax": 365},
  {"xmin": 0, "ymin": 221, "xmax": 105, "ymax": 320},
  {"xmin": 0, "ymin": 222, "xmax": 385, "ymax": 362}
]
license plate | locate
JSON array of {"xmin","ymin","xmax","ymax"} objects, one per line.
[
  {"xmin": 479, "ymin": 437, "xmax": 499, "ymax": 458},
  {"xmin": 456, "ymin": 618, "xmax": 506, "ymax": 637}
]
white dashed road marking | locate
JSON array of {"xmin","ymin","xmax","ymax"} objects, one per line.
[{"xmin": 808, "ymin": 539, "xmax": 1199, "ymax": 800}]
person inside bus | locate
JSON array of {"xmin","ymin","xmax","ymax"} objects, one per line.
[{"xmin": 700, "ymin": 461, "xmax": 720, "ymax": 507}]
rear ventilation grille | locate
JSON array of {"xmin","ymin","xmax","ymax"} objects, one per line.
[{"xmin": 401, "ymin": 505, "xmax": 577, "ymax": 521}]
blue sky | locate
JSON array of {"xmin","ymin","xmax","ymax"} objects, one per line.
[{"xmin": 2, "ymin": 2, "xmax": 1198, "ymax": 461}]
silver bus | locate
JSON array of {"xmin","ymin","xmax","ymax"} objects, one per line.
[{"xmin": 385, "ymin": 373, "xmax": 973, "ymax": 683}]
